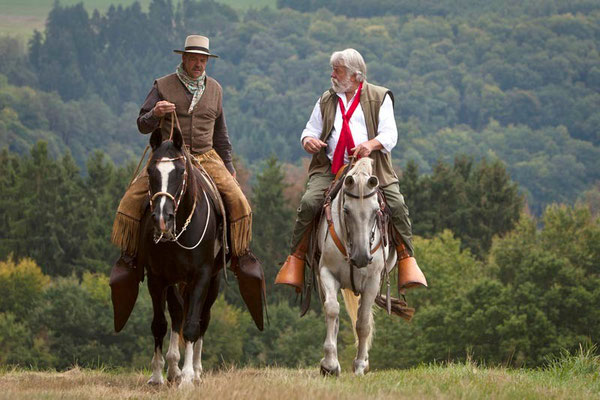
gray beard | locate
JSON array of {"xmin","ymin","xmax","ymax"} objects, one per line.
[{"xmin": 331, "ymin": 77, "xmax": 352, "ymax": 93}]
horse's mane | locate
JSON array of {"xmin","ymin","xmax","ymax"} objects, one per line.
[{"xmin": 347, "ymin": 158, "xmax": 373, "ymax": 177}]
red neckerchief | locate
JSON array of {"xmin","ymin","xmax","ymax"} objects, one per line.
[{"xmin": 331, "ymin": 82, "xmax": 363, "ymax": 174}]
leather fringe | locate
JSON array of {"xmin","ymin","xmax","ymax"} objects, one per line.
[
  {"xmin": 230, "ymin": 213, "xmax": 252, "ymax": 256},
  {"xmin": 111, "ymin": 212, "xmax": 140, "ymax": 255}
]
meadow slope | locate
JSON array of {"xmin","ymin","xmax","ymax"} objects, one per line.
[{"xmin": 1, "ymin": 364, "xmax": 599, "ymax": 400}]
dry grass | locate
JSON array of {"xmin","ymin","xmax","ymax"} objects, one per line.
[{"xmin": 0, "ymin": 363, "xmax": 598, "ymax": 400}]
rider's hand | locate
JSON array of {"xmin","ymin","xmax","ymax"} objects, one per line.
[
  {"xmin": 302, "ymin": 137, "xmax": 327, "ymax": 154},
  {"xmin": 351, "ymin": 139, "xmax": 381, "ymax": 158},
  {"xmin": 152, "ymin": 101, "xmax": 176, "ymax": 118}
]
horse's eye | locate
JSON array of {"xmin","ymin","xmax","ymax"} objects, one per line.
[{"xmin": 343, "ymin": 208, "xmax": 349, "ymax": 214}]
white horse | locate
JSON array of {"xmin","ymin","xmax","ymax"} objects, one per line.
[{"xmin": 316, "ymin": 158, "xmax": 398, "ymax": 376}]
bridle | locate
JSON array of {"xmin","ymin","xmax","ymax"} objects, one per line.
[
  {"xmin": 324, "ymin": 172, "xmax": 388, "ymax": 295},
  {"xmin": 149, "ymin": 154, "xmax": 188, "ymax": 216},
  {"xmin": 149, "ymin": 112, "xmax": 211, "ymax": 250}
]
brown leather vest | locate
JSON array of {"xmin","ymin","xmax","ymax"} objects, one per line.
[
  {"xmin": 307, "ymin": 82, "xmax": 399, "ymax": 186},
  {"xmin": 155, "ymin": 73, "xmax": 222, "ymax": 155}
]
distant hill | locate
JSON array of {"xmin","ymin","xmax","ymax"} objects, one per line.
[
  {"xmin": 1, "ymin": 0, "xmax": 599, "ymax": 212},
  {"xmin": 0, "ymin": 0, "xmax": 276, "ymax": 39}
]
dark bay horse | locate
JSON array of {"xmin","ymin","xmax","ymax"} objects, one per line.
[{"xmin": 138, "ymin": 125, "xmax": 222, "ymax": 386}]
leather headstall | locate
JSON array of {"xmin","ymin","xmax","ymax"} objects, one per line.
[
  {"xmin": 323, "ymin": 188, "xmax": 385, "ymax": 258},
  {"xmin": 148, "ymin": 154, "xmax": 188, "ymax": 214}
]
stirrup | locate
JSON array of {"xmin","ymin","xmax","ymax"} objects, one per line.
[
  {"xmin": 398, "ymin": 256, "xmax": 428, "ymax": 289},
  {"xmin": 275, "ymin": 254, "xmax": 305, "ymax": 292}
]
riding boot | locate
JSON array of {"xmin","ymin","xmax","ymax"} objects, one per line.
[
  {"xmin": 109, "ymin": 253, "xmax": 142, "ymax": 332},
  {"xmin": 397, "ymin": 242, "xmax": 428, "ymax": 291},
  {"xmin": 275, "ymin": 231, "xmax": 310, "ymax": 293}
]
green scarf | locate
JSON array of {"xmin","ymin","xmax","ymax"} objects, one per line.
[{"xmin": 176, "ymin": 63, "xmax": 206, "ymax": 113}]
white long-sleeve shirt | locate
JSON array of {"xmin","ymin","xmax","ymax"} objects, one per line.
[{"xmin": 300, "ymin": 88, "xmax": 397, "ymax": 164}]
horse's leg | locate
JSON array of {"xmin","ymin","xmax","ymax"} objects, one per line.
[
  {"xmin": 165, "ymin": 285, "xmax": 184, "ymax": 383},
  {"xmin": 147, "ymin": 274, "xmax": 167, "ymax": 385},
  {"xmin": 193, "ymin": 273, "xmax": 221, "ymax": 381},
  {"xmin": 180, "ymin": 254, "xmax": 214, "ymax": 385},
  {"xmin": 353, "ymin": 279, "xmax": 379, "ymax": 376},
  {"xmin": 319, "ymin": 266, "xmax": 342, "ymax": 376}
]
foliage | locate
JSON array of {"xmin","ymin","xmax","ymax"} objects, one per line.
[
  {"xmin": 400, "ymin": 156, "xmax": 523, "ymax": 258},
  {"xmin": 277, "ymin": 0, "xmax": 600, "ymax": 18},
  {"xmin": 0, "ymin": 256, "xmax": 49, "ymax": 318},
  {"xmin": 369, "ymin": 204, "xmax": 600, "ymax": 369},
  {"xmin": 0, "ymin": 0, "xmax": 599, "ymax": 373},
  {"xmin": 241, "ymin": 302, "xmax": 329, "ymax": 367},
  {"xmin": 1, "ymin": 0, "xmax": 599, "ymax": 210},
  {"xmin": 250, "ymin": 156, "xmax": 294, "ymax": 304},
  {"xmin": 0, "ymin": 144, "xmax": 132, "ymax": 277},
  {"xmin": 0, "ymin": 148, "xmax": 597, "ymax": 371}
]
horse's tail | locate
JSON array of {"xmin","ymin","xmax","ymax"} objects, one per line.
[{"xmin": 341, "ymin": 289, "xmax": 374, "ymax": 350}]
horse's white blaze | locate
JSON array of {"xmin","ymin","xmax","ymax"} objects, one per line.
[
  {"xmin": 157, "ymin": 158, "xmax": 175, "ymax": 230},
  {"xmin": 148, "ymin": 347, "xmax": 165, "ymax": 385},
  {"xmin": 166, "ymin": 330, "xmax": 181, "ymax": 382}
]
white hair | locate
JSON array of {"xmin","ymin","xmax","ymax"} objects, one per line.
[{"xmin": 330, "ymin": 48, "xmax": 367, "ymax": 82}]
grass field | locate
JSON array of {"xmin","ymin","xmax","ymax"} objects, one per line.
[
  {"xmin": 1, "ymin": 362, "xmax": 599, "ymax": 400},
  {"xmin": 0, "ymin": 0, "xmax": 276, "ymax": 39}
]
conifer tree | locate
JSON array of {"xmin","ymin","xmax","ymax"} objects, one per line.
[{"xmin": 251, "ymin": 156, "xmax": 294, "ymax": 304}]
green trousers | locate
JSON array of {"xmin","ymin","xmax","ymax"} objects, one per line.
[{"xmin": 290, "ymin": 172, "xmax": 414, "ymax": 256}]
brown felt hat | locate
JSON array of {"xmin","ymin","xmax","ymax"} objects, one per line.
[{"xmin": 174, "ymin": 35, "xmax": 219, "ymax": 58}]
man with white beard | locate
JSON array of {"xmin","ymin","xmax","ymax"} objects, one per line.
[{"xmin": 275, "ymin": 48, "xmax": 427, "ymax": 294}]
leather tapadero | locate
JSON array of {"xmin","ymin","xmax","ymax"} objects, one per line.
[
  {"xmin": 109, "ymin": 257, "xmax": 141, "ymax": 332},
  {"xmin": 275, "ymin": 255, "xmax": 305, "ymax": 292},
  {"xmin": 233, "ymin": 252, "xmax": 267, "ymax": 331},
  {"xmin": 398, "ymin": 256, "xmax": 428, "ymax": 289}
]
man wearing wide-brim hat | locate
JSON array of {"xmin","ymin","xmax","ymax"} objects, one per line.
[{"xmin": 110, "ymin": 35, "xmax": 259, "ymax": 330}]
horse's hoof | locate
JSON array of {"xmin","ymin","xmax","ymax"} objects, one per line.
[
  {"xmin": 167, "ymin": 369, "xmax": 182, "ymax": 384},
  {"xmin": 147, "ymin": 375, "xmax": 165, "ymax": 385},
  {"xmin": 178, "ymin": 370, "xmax": 196, "ymax": 388},
  {"xmin": 320, "ymin": 364, "xmax": 341, "ymax": 377},
  {"xmin": 353, "ymin": 359, "xmax": 369, "ymax": 376}
]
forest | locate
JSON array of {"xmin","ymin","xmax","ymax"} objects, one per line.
[{"xmin": 0, "ymin": 0, "xmax": 598, "ymax": 370}]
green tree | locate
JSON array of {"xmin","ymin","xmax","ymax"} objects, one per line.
[
  {"xmin": 0, "ymin": 256, "xmax": 49, "ymax": 319},
  {"xmin": 250, "ymin": 156, "xmax": 294, "ymax": 304}
]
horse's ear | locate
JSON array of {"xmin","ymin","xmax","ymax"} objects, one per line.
[
  {"xmin": 150, "ymin": 129, "xmax": 163, "ymax": 150},
  {"xmin": 344, "ymin": 175, "xmax": 355, "ymax": 186},
  {"xmin": 368, "ymin": 176, "xmax": 379, "ymax": 188},
  {"xmin": 172, "ymin": 125, "xmax": 183, "ymax": 150}
]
